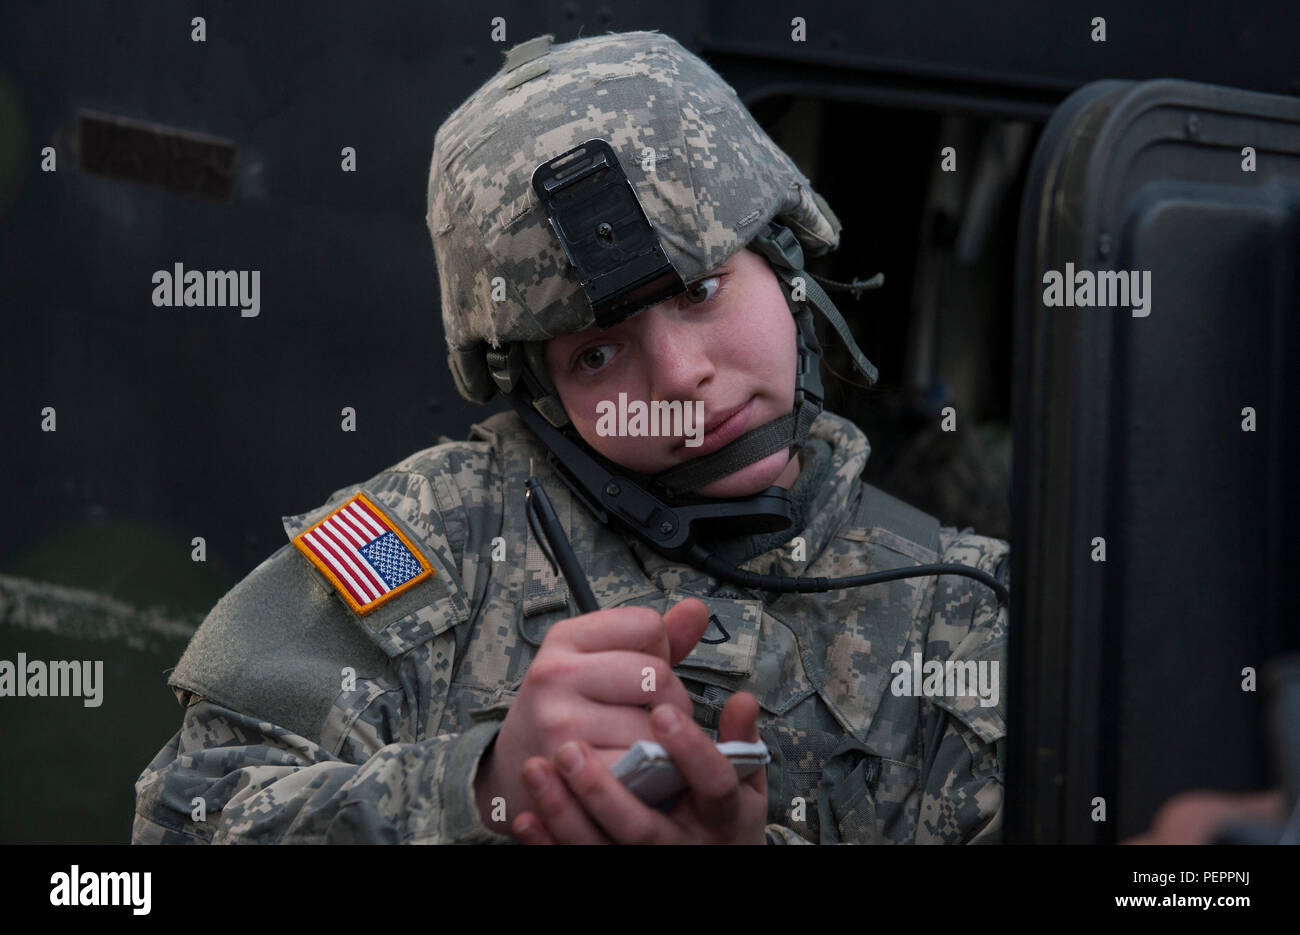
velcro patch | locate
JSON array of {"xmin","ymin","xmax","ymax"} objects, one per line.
[{"xmin": 291, "ymin": 491, "xmax": 435, "ymax": 616}]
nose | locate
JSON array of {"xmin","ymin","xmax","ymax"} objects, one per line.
[{"xmin": 639, "ymin": 306, "xmax": 713, "ymax": 400}]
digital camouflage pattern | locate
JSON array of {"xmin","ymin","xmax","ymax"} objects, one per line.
[
  {"xmin": 133, "ymin": 408, "xmax": 1009, "ymax": 844},
  {"xmin": 429, "ymin": 30, "xmax": 842, "ymax": 404},
  {"xmin": 133, "ymin": 30, "xmax": 1007, "ymax": 845}
]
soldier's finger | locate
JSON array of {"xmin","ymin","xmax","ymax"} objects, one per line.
[
  {"xmin": 717, "ymin": 692, "xmax": 766, "ymax": 795},
  {"xmin": 554, "ymin": 606, "xmax": 672, "ymax": 660},
  {"xmin": 568, "ymin": 652, "xmax": 694, "ymax": 713},
  {"xmin": 649, "ymin": 704, "xmax": 741, "ymax": 826},
  {"xmin": 716, "ymin": 691, "xmax": 760, "ymax": 743},
  {"xmin": 552, "ymin": 740, "xmax": 673, "ymax": 845},
  {"xmin": 512, "ymin": 812, "xmax": 557, "ymax": 845},
  {"xmin": 662, "ymin": 598, "xmax": 711, "ymax": 666},
  {"xmin": 555, "ymin": 703, "xmax": 705, "ymax": 754},
  {"xmin": 521, "ymin": 756, "xmax": 616, "ymax": 845}
]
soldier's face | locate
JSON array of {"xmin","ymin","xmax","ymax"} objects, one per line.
[{"xmin": 544, "ymin": 247, "xmax": 801, "ymax": 498}]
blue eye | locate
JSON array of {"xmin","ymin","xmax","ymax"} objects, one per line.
[{"xmin": 684, "ymin": 276, "xmax": 721, "ymax": 304}]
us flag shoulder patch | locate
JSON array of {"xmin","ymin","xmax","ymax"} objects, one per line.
[{"xmin": 291, "ymin": 491, "xmax": 435, "ymax": 616}]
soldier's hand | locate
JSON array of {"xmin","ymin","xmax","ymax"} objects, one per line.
[
  {"xmin": 474, "ymin": 598, "xmax": 710, "ymax": 832},
  {"xmin": 1122, "ymin": 788, "xmax": 1287, "ymax": 844},
  {"xmin": 511, "ymin": 690, "xmax": 768, "ymax": 845}
]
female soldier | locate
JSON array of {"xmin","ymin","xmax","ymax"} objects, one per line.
[{"xmin": 133, "ymin": 30, "xmax": 1009, "ymax": 845}]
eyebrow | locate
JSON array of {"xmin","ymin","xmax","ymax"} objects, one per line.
[
  {"xmin": 562, "ymin": 263, "xmax": 734, "ymax": 363},
  {"xmin": 687, "ymin": 263, "xmax": 730, "ymax": 284}
]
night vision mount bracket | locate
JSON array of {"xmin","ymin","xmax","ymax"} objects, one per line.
[{"xmin": 532, "ymin": 139, "xmax": 686, "ymax": 329}]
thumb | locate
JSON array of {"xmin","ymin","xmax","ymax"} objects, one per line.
[{"xmin": 662, "ymin": 597, "xmax": 711, "ymax": 666}]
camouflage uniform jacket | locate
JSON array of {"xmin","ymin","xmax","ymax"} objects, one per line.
[{"xmin": 132, "ymin": 409, "xmax": 1009, "ymax": 844}]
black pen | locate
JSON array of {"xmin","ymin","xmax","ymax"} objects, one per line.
[{"xmin": 525, "ymin": 475, "xmax": 600, "ymax": 614}]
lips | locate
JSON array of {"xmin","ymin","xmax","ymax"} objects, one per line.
[{"xmin": 674, "ymin": 396, "xmax": 755, "ymax": 457}]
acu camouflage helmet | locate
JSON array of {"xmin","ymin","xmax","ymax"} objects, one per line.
[{"xmin": 426, "ymin": 30, "xmax": 847, "ymax": 428}]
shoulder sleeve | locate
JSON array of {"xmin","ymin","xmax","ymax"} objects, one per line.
[
  {"xmin": 914, "ymin": 528, "xmax": 1009, "ymax": 844},
  {"xmin": 135, "ymin": 439, "xmax": 511, "ymax": 844},
  {"xmin": 132, "ymin": 697, "xmax": 510, "ymax": 844},
  {"xmin": 167, "ymin": 441, "xmax": 497, "ymax": 744}
]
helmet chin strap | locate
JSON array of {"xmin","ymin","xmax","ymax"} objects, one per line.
[
  {"xmin": 500, "ymin": 383, "xmax": 799, "ymax": 550},
  {"xmin": 633, "ymin": 221, "xmax": 879, "ymax": 497},
  {"xmin": 498, "ymin": 379, "xmax": 1009, "ymax": 608},
  {"xmin": 626, "ymin": 302, "xmax": 823, "ymax": 498},
  {"xmin": 488, "ymin": 221, "xmax": 880, "ymax": 499}
]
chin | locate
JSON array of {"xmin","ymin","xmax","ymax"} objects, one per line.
[{"xmin": 692, "ymin": 451, "xmax": 793, "ymax": 499}]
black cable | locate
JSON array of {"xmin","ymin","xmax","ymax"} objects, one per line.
[
  {"xmin": 686, "ymin": 544, "xmax": 1009, "ymax": 607},
  {"xmin": 807, "ymin": 270, "xmax": 885, "ymax": 299}
]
